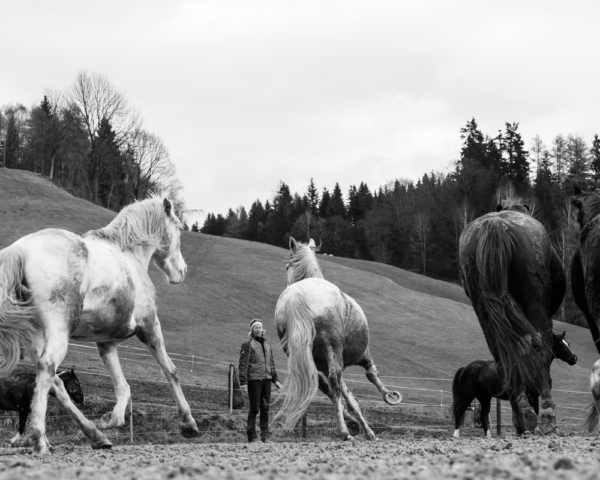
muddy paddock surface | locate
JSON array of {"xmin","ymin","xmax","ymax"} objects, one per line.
[{"xmin": 2, "ymin": 435, "xmax": 600, "ymax": 479}]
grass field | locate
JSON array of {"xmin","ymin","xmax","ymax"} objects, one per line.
[{"xmin": 0, "ymin": 168, "xmax": 597, "ymax": 440}]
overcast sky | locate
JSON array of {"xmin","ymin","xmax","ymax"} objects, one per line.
[{"xmin": 3, "ymin": 1, "xmax": 600, "ymax": 223}]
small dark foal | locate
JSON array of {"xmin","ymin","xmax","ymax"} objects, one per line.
[
  {"xmin": 452, "ymin": 331, "xmax": 577, "ymax": 438},
  {"xmin": 0, "ymin": 369, "xmax": 84, "ymax": 446}
]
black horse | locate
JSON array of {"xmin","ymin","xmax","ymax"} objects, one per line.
[
  {"xmin": 0, "ymin": 369, "xmax": 84, "ymax": 446},
  {"xmin": 459, "ymin": 201, "xmax": 566, "ymax": 435},
  {"xmin": 452, "ymin": 331, "xmax": 577, "ymax": 438},
  {"xmin": 570, "ymin": 187, "xmax": 600, "ymax": 431}
]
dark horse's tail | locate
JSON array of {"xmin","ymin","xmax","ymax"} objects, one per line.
[
  {"xmin": 451, "ymin": 367, "xmax": 464, "ymax": 423},
  {"xmin": 476, "ymin": 218, "xmax": 545, "ymax": 393}
]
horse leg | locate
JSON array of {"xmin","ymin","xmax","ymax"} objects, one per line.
[
  {"xmin": 28, "ymin": 328, "xmax": 110, "ymax": 455},
  {"xmin": 509, "ymin": 390, "xmax": 536, "ymax": 435},
  {"xmin": 318, "ymin": 372, "xmax": 360, "ymax": 435},
  {"xmin": 538, "ymin": 365, "xmax": 557, "ymax": 435},
  {"xmin": 452, "ymin": 394, "xmax": 474, "ymax": 438},
  {"xmin": 96, "ymin": 342, "xmax": 131, "ymax": 429},
  {"xmin": 139, "ymin": 317, "xmax": 198, "ymax": 438},
  {"xmin": 325, "ymin": 350, "xmax": 352, "ymax": 441},
  {"xmin": 339, "ymin": 379, "xmax": 376, "ymax": 440},
  {"xmin": 5, "ymin": 410, "xmax": 27, "ymax": 447},
  {"xmin": 479, "ymin": 396, "xmax": 492, "ymax": 438},
  {"xmin": 358, "ymin": 354, "xmax": 401, "ymax": 405}
]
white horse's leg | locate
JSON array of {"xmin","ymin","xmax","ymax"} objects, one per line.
[
  {"xmin": 141, "ymin": 317, "xmax": 198, "ymax": 438},
  {"xmin": 340, "ymin": 379, "xmax": 376, "ymax": 440},
  {"xmin": 28, "ymin": 327, "xmax": 111, "ymax": 455},
  {"xmin": 96, "ymin": 342, "xmax": 131, "ymax": 429}
]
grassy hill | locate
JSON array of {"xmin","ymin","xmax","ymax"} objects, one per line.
[{"xmin": 0, "ymin": 168, "xmax": 597, "ymax": 426}]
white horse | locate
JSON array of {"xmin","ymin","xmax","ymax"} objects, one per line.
[
  {"xmin": 0, "ymin": 196, "xmax": 198, "ymax": 455},
  {"xmin": 273, "ymin": 237, "xmax": 401, "ymax": 441}
]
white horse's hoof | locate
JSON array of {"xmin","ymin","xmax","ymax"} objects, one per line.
[
  {"xmin": 453, "ymin": 429, "xmax": 460, "ymax": 438},
  {"xmin": 384, "ymin": 391, "xmax": 402, "ymax": 405}
]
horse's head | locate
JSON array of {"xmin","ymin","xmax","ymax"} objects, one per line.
[
  {"xmin": 152, "ymin": 198, "xmax": 187, "ymax": 284},
  {"xmin": 58, "ymin": 368, "xmax": 85, "ymax": 405},
  {"xmin": 571, "ymin": 186, "xmax": 600, "ymax": 230},
  {"xmin": 285, "ymin": 237, "xmax": 324, "ymax": 286},
  {"xmin": 552, "ymin": 331, "xmax": 577, "ymax": 366},
  {"xmin": 496, "ymin": 201, "xmax": 530, "ymax": 215}
]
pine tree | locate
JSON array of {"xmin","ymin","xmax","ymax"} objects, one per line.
[
  {"xmin": 306, "ymin": 178, "xmax": 320, "ymax": 216},
  {"xmin": 502, "ymin": 122, "xmax": 530, "ymax": 190},
  {"xmin": 327, "ymin": 182, "xmax": 346, "ymax": 218},
  {"xmin": 590, "ymin": 134, "xmax": 600, "ymax": 189},
  {"xmin": 319, "ymin": 187, "xmax": 331, "ymax": 218}
]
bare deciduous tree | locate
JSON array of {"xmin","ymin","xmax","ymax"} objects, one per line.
[{"xmin": 68, "ymin": 71, "xmax": 140, "ymax": 203}]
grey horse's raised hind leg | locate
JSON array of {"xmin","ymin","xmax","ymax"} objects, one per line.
[
  {"xmin": 339, "ymin": 379, "xmax": 376, "ymax": 440},
  {"xmin": 358, "ymin": 353, "xmax": 402, "ymax": 405},
  {"xmin": 317, "ymin": 372, "xmax": 360, "ymax": 435}
]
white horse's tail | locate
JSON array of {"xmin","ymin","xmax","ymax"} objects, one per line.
[
  {"xmin": 0, "ymin": 245, "xmax": 36, "ymax": 378},
  {"xmin": 273, "ymin": 292, "xmax": 318, "ymax": 431}
]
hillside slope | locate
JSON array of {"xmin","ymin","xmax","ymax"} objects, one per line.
[{"xmin": 0, "ymin": 168, "xmax": 597, "ymax": 405}]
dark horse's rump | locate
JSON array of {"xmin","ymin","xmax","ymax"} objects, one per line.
[
  {"xmin": 459, "ymin": 204, "xmax": 566, "ymax": 434},
  {"xmin": 569, "ymin": 187, "xmax": 600, "ymax": 431},
  {"xmin": 0, "ymin": 370, "xmax": 84, "ymax": 443}
]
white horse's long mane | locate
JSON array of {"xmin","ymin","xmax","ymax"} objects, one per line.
[
  {"xmin": 289, "ymin": 243, "xmax": 324, "ymax": 283},
  {"xmin": 84, "ymin": 196, "xmax": 170, "ymax": 251}
]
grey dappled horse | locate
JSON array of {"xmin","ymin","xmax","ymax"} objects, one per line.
[{"xmin": 273, "ymin": 237, "xmax": 401, "ymax": 441}]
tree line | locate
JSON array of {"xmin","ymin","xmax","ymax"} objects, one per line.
[
  {"xmin": 200, "ymin": 118, "xmax": 600, "ymax": 328},
  {"xmin": 0, "ymin": 71, "xmax": 186, "ymax": 218}
]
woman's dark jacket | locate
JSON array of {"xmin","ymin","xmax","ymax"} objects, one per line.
[{"xmin": 238, "ymin": 337, "xmax": 279, "ymax": 386}]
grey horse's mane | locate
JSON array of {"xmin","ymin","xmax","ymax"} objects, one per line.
[
  {"xmin": 84, "ymin": 196, "xmax": 170, "ymax": 251},
  {"xmin": 289, "ymin": 243, "xmax": 324, "ymax": 283}
]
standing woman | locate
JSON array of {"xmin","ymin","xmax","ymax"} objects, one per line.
[{"xmin": 239, "ymin": 319, "xmax": 282, "ymax": 442}]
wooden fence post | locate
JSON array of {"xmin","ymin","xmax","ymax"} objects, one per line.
[
  {"xmin": 129, "ymin": 396, "xmax": 134, "ymax": 443},
  {"xmin": 229, "ymin": 364, "xmax": 234, "ymax": 413},
  {"xmin": 302, "ymin": 413, "xmax": 308, "ymax": 439},
  {"xmin": 496, "ymin": 398, "xmax": 501, "ymax": 436}
]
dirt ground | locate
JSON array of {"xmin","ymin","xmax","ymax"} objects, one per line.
[{"xmin": 1, "ymin": 434, "xmax": 600, "ymax": 480}]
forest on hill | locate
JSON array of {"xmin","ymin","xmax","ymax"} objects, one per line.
[
  {"xmin": 0, "ymin": 71, "xmax": 186, "ymax": 217},
  {"xmin": 2, "ymin": 73, "xmax": 598, "ymax": 327},
  {"xmin": 199, "ymin": 120, "xmax": 600, "ymax": 328}
]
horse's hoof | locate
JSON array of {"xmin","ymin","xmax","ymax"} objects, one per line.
[
  {"xmin": 98, "ymin": 412, "xmax": 123, "ymax": 430},
  {"xmin": 345, "ymin": 419, "xmax": 361, "ymax": 436},
  {"xmin": 90, "ymin": 431, "xmax": 113, "ymax": 450},
  {"xmin": 453, "ymin": 429, "xmax": 460, "ymax": 438},
  {"xmin": 181, "ymin": 423, "xmax": 199, "ymax": 439},
  {"xmin": 33, "ymin": 443, "xmax": 50, "ymax": 457},
  {"xmin": 384, "ymin": 391, "xmax": 402, "ymax": 405},
  {"xmin": 538, "ymin": 408, "xmax": 557, "ymax": 435}
]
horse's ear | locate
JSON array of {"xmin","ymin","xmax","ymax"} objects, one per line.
[
  {"xmin": 496, "ymin": 204, "xmax": 503, "ymax": 212},
  {"xmin": 561, "ymin": 331, "xmax": 566, "ymax": 338},
  {"xmin": 71, "ymin": 368, "xmax": 75, "ymax": 375},
  {"xmin": 315, "ymin": 239, "xmax": 322, "ymax": 253},
  {"xmin": 163, "ymin": 198, "xmax": 172, "ymax": 215},
  {"xmin": 289, "ymin": 237, "xmax": 297, "ymax": 252},
  {"xmin": 574, "ymin": 186, "xmax": 582, "ymax": 195}
]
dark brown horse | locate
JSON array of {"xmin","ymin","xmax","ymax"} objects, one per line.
[
  {"xmin": 569, "ymin": 187, "xmax": 600, "ymax": 431},
  {"xmin": 459, "ymin": 201, "xmax": 566, "ymax": 435},
  {"xmin": 452, "ymin": 331, "xmax": 577, "ymax": 438}
]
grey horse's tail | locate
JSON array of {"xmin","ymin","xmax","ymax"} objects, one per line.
[
  {"xmin": 476, "ymin": 217, "xmax": 545, "ymax": 393},
  {"xmin": 0, "ymin": 245, "xmax": 36, "ymax": 378},
  {"xmin": 273, "ymin": 291, "xmax": 318, "ymax": 431}
]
